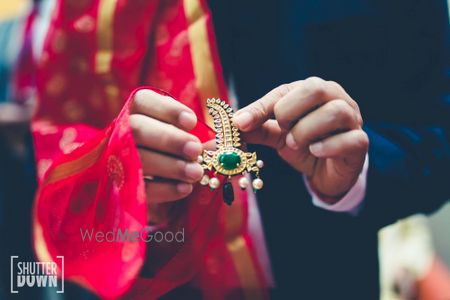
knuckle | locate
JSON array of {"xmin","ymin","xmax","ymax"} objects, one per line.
[
  {"xmin": 133, "ymin": 89, "xmax": 160, "ymax": 113},
  {"xmin": 349, "ymin": 98, "xmax": 359, "ymax": 109},
  {"xmin": 341, "ymin": 106, "xmax": 356, "ymax": 125},
  {"xmin": 354, "ymin": 131, "xmax": 369, "ymax": 151},
  {"xmin": 290, "ymin": 124, "xmax": 304, "ymax": 143},
  {"xmin": 174, "ymin": 132, "xmax": 199, "ymax": 157},
  {"xmin": 134, "ymin": 89, "xmax": 146, "ymax": 100},
  {"xmin": 291, "ymin": 120, "xmax": 304, "ymax": 136},
  {"xmin": 306, "ymin": 76, "xmax": 325, "ymax": 84},
  {"xmin": 250, "ymin": 100, "xmax": 268, "ymax": 121},
  {"xmin": 175, "ymin": 160, "xmax": 188, "ymax": 179},
  {"xmin": 129, "ymin": 115, "xmax": 143, "ymax": 136},
  {"xmin": 358, "ymin": 114, "xmax": 364, "ymax": 127},
  {"xmin": 159, "ymin": 132, "xmax": 173, "ymax": 148},
  {"xmin": 325, "ymin": 100, "xmax": 345, "ymax": 115},
  {"xmin": 327, "ymin": 80, "xmax": 344, "ymax": 93},
  {"xmin": 328, "ymin": 100, "xmax": 354, "ymax": 126},
  {"xmin": 135, "ymin": 89, "xmax": 156, "ymax": 102},
  {"xmin": 327, "ymin": 80, "xmax": 341, "ymax": 88},
  {"xmin": 273, "ymin": 102, "xmax": 290, "ymax": 129},
  {"xmin": 167, "ymin": 106, "xmax": 182, "ymax": 122},
  {"xmin": 133, "ymin": 90, "xmax": 148, "ymax": 108},
  {"xmin": 174, "ymin": 130, "xmax": 193, "ymax": 145},
  {"xmin": 348, "ymin": 97, "xmax": 360, "ymax": 111},
  {"xmin": 350, "ymin": 100, "xmax": 363, "ymax": 126},
  {"xmin": 273, "ymin": 83, "xmax": 292, "ymax": 98},
  {"xmin": 305, "ymin": 76, "xmax": 326, "ymax": 97},
  {"xmin": 165, "ymin": 96, "xmax": 187, "ymax": 114},
  {"xmin": 273, "ymin": 102, "xmax": 283, "ymax": 121}
]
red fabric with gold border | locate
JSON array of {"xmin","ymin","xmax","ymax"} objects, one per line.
[{"xmin": 30, "ymin": 0, "xmax": 269, "ymax": 299}]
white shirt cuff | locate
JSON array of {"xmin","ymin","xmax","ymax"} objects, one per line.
[{"xmin": 304, "ymin": 154, "xmax": 369, "ymax": 215}]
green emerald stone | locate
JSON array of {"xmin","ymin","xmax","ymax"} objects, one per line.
[{"xmin": 219, "ymin": 151, "xmax": 241, "ymax": 170}]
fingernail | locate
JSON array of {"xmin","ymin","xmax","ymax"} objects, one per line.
[
  {"xmin": 178, "ymin": 111, "xmax": 197, "ymax": 129},
  {"xmin": 233, "ymin": 111, "xmax": 252, "ymax": 130},
  {"xmin": 286, "ymin": 133, "xmax": 299, "ymax": 150},
  {"xmin": 177, "ymin": 183, "xmax": 193, "ymax": 194},
  {"xmin": 183, "ymin": 141, "xmax": 202, "ymax": 159},
  {"xmin": 185, "ymin": 162, "xmax": 203, "ymax": 180},
  {"xmin": 309, "ymin": 142, "xmax": 324, "ymax": 156}
]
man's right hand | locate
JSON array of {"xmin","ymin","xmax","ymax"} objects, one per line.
[{"xmin": 130, "ymin": 89, "xmax": 204, "ymax": 204}]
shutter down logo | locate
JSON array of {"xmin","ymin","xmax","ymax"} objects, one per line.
[{"xmin": 10, "ymin": 256, "xmax": 64, "ymax": 294}]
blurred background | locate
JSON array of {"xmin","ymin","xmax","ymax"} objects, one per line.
[
  {"xmin": 431, "ymin": 206, "xmax": 450, "ymax": 270},
  {"xmin": 430, "ymin": 6, "xmax": 450, "ymax": 270},
  {"xmin": 0, "ymin": 1, "xmax": 449, "ymax": 300}
]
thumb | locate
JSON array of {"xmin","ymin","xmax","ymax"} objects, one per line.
[
  {"xmin": 241, "ymin": 120, "xmax": 285, "ymax": 149},
  {"xmin": 233, "ymin": 83, "xmax": 297, "ymax": 132}
]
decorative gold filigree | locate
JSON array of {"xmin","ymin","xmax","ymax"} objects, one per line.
[{"xmin": 199, "ymin": 99, "xmax": 263, "ymax": 196}]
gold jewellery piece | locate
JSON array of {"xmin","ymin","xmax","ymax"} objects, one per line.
[{"xmin": 197, "ymin": 98, "xmax": 264, "ymax": 205}]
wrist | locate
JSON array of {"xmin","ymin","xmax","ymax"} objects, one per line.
[
  {"xmin": 308, "ymin": 171, "xmax": 361, "ymax": 203},
  {"xmin": 307, "ymin": 179, "xmax": 350, "ymax": 205}
]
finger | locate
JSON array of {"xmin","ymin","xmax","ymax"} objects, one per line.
[
  {"xmin": 145, "ymin": 179, "xmax": 193, "ymax": 204},
  {"xmin": 309, "ymin": 129, "xmax": 369, "ymax": 159},
  {"xmin": 132, "ymin": 89, "xmax": 197, "ymax": 131},
  {"xmin": 285, "ymin": 99, "xmax": 361, "ymax": 150},
  {"xmin": 138, "ymin": 148, "xmax": 204, "ymax": 183},
  {"xmin": 203, "ymin": 139, "xmax": 216, "ymax": 151},
  {"xmin": 274, "ymin": 77, "xmax": 361, "ymax": 130},
  {"xmin": 130, "ymin": 114, "xmax": 202, "ymax": 160},
  {"xmin": 233, "ymin": 81, "xmax": 300, "ymax": 132},
  {"xmin": 240, "ymin": 120, "xmax": 285, "ymax": 149}
]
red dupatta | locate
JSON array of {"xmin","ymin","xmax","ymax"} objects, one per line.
[{"xmin": 31, "ymin": 0, "xmax": 269, "ymax": 299}]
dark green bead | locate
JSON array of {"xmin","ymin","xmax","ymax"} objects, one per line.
[
  {"xmin": 218, "ymin": 151, "xmax": 241, "ymax": 170},
  {"xmin": 223, "ymin": 182, "xmax": 234, "ymax": 205}
]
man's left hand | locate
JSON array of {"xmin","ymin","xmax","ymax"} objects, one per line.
[{"xmin": 233, "ymin": 77, "xmax": 369, "ymax": 202}]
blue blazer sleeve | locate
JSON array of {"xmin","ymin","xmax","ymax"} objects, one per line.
[{"xmin": 359, "ymin": 0, "xmax": 450, "ymax": 228}]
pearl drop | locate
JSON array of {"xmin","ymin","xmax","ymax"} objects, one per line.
[
  {"xmin": 256, "ymin": 160, "xmax": 264, "ymax": 168},
  {"xmin": 197, "ymin": 155, "xmax": 204, "ymax": 164},
  {"xmin": 200, "ymin": 174, "xmax": 209, "ymax": 186},
  {"xmin": 239, "ymin": 177, "xmax": 249, "ymax": 189},
  {"xmin": 252, "ymin": 178, "xmax": 264, "ymax": 190},
  {"xmin": 209, "ymin": 177, "xmax": 220, "ymax": 189}
]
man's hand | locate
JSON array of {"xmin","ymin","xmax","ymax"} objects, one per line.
[
  {"xmin": 233, "ymin": 77, "xmax": 369, "ymax": 200},
  {"xmin": 130, "ymin": 89, "xmax": 204, "ymax": 204}
]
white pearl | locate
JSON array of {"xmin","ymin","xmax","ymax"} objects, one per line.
[
  {"xmin": 209, "ymin": 177, "xmax": 220, "ymax": 189},
  {"xmin": 252, "ymin": 178, "xmax": 264, "ymax": 190},
  {"xmin": 256, "ymin": 160, "xmax": 264, "ymax": 168},
  {"xmin": 197, "ymin": 155, "xmax": 204, "ymax": 164},
  {"xmin": 200, "ymin": 174, "xmax": 209, "ymax": 185},
  {"xmin": 239, "ymin": 177, "xmax": 249, "ymax": 189}
]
